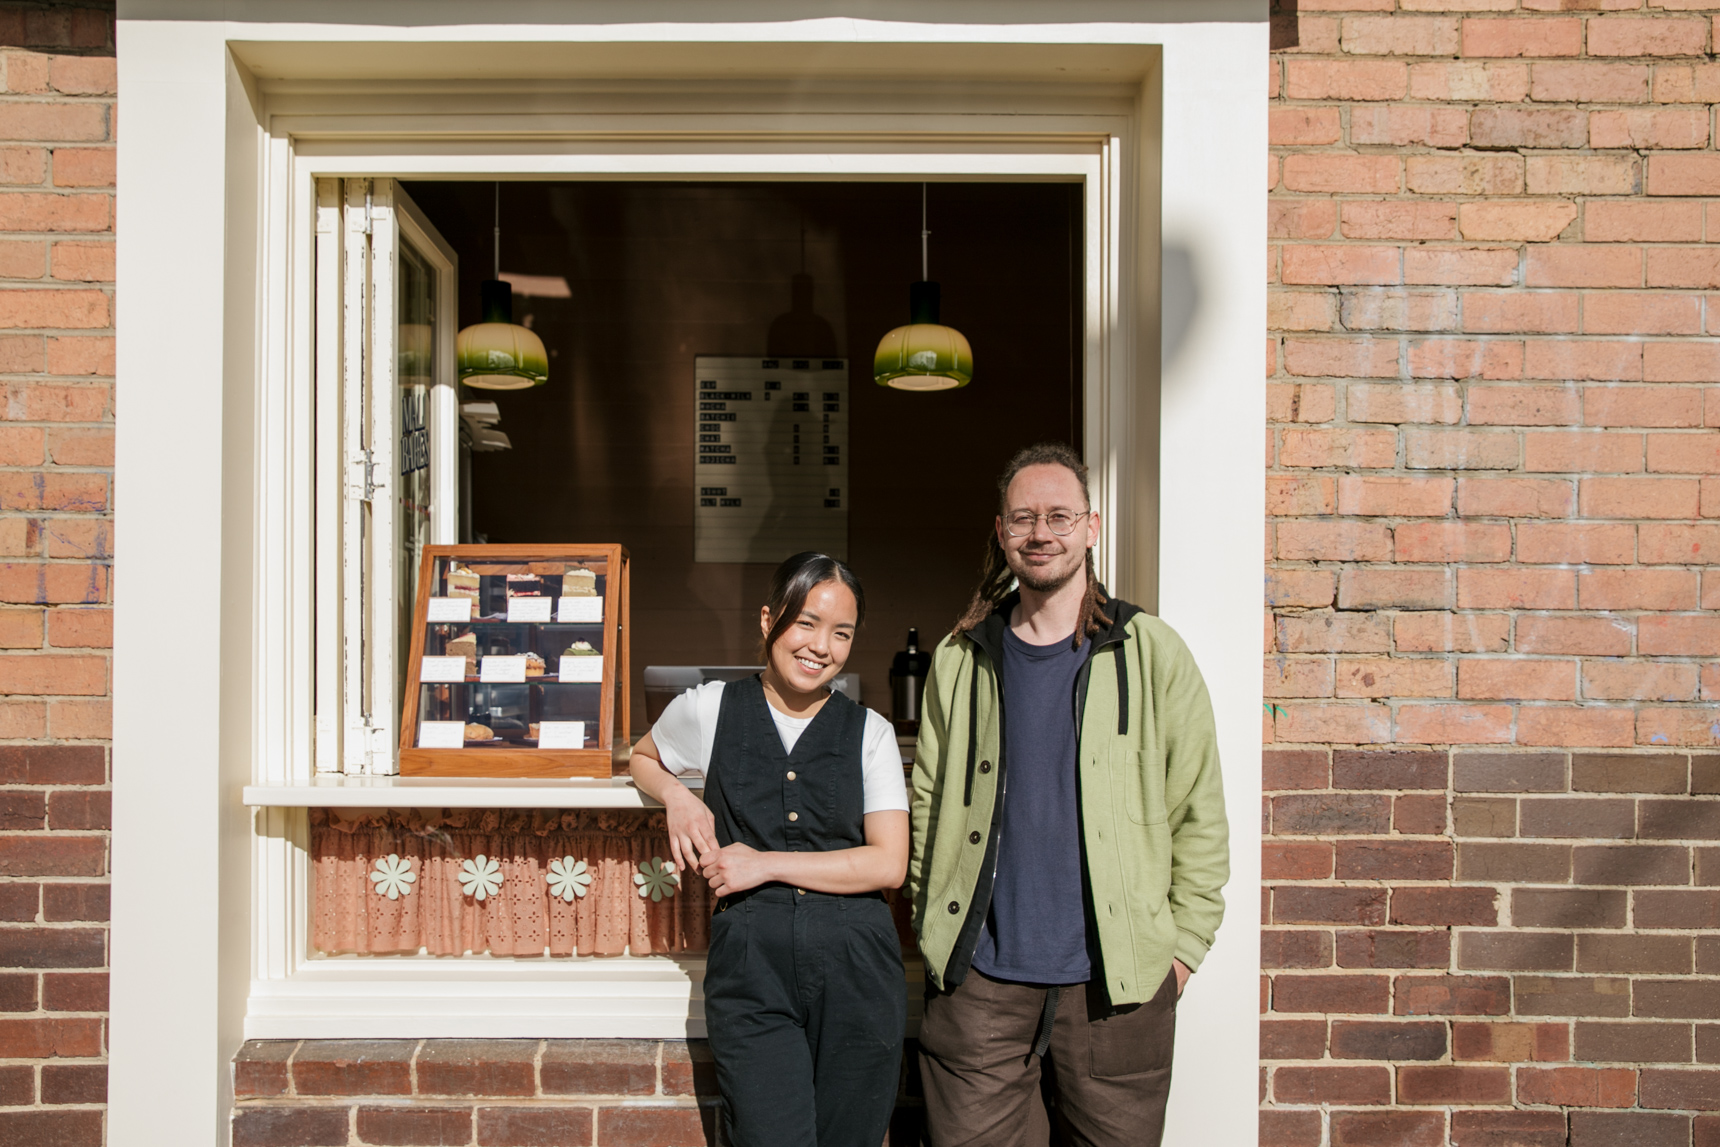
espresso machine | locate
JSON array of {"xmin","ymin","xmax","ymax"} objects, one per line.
[{"xmin": 889, "ymin": 628, "xmax": 932, "ymax": 736}]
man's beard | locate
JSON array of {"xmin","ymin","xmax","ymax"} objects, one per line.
[{"xmin": 1010, "ymin": 548, "xmax": 1084, "ymax": 594}]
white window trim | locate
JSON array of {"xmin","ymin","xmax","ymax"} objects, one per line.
[{"xmin": 114, "ymin": 12, "xmax": 1264, "ymax": 1146}]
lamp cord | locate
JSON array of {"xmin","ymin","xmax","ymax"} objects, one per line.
[
  {"xmin": 493, "ymin": 183, "xmax": 501, "ymax": 281},
  {"xmin": 920, "ymin": 182, "xmax": 929, "ymax": 281}
]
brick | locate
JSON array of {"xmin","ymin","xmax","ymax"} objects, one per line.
[
  {"xmin": 0, "ymin": 287, "xmax": 106, "ymax": 329},
  {"xmin": 1459, "ymin": 931, "xmax": 1573, "ymax": 973},
  {"xmin": 1581, "ymin": 569, "xmax": 1698, "ymax": 610},
  {"xmin": 1587, "ymin": 200, "xmax": 1704, "ymax": 243},
  {"xmin": 1654, "ymin": 61, "xmax": 1720, "ymax": 103},
  {"xmin": 1460, "ymin": 203, "xmax": 1578, "ymax": 244},
  {"xmin": 1650, "ymin": 155, "xmax": 1720, "ymax": 197},
  {"xmin": 1594, "ymin": 108, "xmax": 1710, "ymax": 151},
  {"xmin": 1331, "ymin": 1112, "xmax": 1445, "ymax": 1147},
  {"xmin": 1392, "ymin": 886, "xmax": 1499, "ymax": 928},
  {"xmin": 1581, "ymin": 477, "xmax": 1700, "ymax": 519},
  {"xmin": 1266, "ymin": 657, "xmax": 1336, "ymax": 700},
  {"xmin": 1278, "ymin": 613, "xmax": 1392, "ymax": 655},
  {"xmin": 1514, "ymin": 889, "xmax": 1626, "ymax": 930},
  {"xmin": 1641, "ymin": 615, "xmax": 1720, "ymax": 655},
  {"xmin": 1285, "ymin": 59, "xmax": 1409, "ymax": 100},
  {"xmin": 416, "ymin": 1039, "xmax": 537, "ymax": 1097},
  {"xmin": 45, "ymin": 790, "xmax": 108, "ymax": 833},
  {"xmin": 40, "ymin": 972, "xmax": 104, "ymax": 1013},
  {"xmin": 1341, "ymin": 14, "xmax": 1461, "ymax": 55},
  {"xmin": 0, "ymin": 103, "xmax": 104, "ymax": 143},
  {"xmin": 1395, "ymin": 612, "xmax": 1511, "ymax": 654},
  {"xmin": 1278, "ymin": 519, "xmax": 1393, "ymax": 561},
  {"xmin": 1394, "ymin": 523, "xmax": 1511, "ymax": 565},
  {"xmin": 1274, "ymin": 1064, "xmax": 1392, "ymax": 1105},
  {"xmin": 1575, "ymin": 1022, "xmax": 1692, "ymax": 1065},
  {"xmin": 1348, "ymin": 383, "xmax": 1463, "ymax": 425},
  {"xmin": 1457, "ymin": 477, "xmax": 1574, "ymax": 518},
  {"xmin": 1398, "ymin": 1064, "xmax": 1512, "ymax": 1106},
  {"xmin": 541, "ymin": 1039, "xmax": 658, "ymax": 1096},
  {"xmin": 46, "ymin": 608, "xmax": 109, "ymax": 649},
  {"xmin": 42, "ymin": 338, "xmax": 110, "ymax": 376},
  {"xmin": 1262, "ymin": 1018, "xmax": 1327, "ymax": 1060},
  {"xmin": 0, "ymin": 886, "xmax": 35, "ymax": 924},
  {"xmin": 1267, "ymin": 475, "xmax": 1337, "ymax": 516},
  {"xmin": 47, "ymin": 241, "xmax": 107, "ymax": 283},
  {"xmin": 1329, "ymin": 749, "xmax": 1446, "ymax": 792},
  {"xmin": 595, "ymin": 1105, "xmax": 713, "ymax": 1147},
  {"xmin": 1396, "ymin": 974, "xmax": 1511, "ymax": 1017},
  {"xmin": 1409, "ymin": 59, "xmax": 1528, "ymax": 102},
  {"xmin": 1336, "ymin": 841, "xmax": 1453, "ymax": 881},
  {"xmin": 233, "ymin": 1041, "xmax": 294, "ymax": 1099},
  {"xmin": 1645, "ymin": 524, "xmax": 1720, "ymax": 564},
  {"xmin": 1645, "ymin": 342, "xmax": 1720, "ymax": 383},
  {"xmin": 0, "ymin": 835, "xmax": 101, "ymax": 877},
  {"xmin": 1282, "ymin": 156, "xmax": 1402, "ymax": 197},
  {"xmin": 1337, "ymin": 928, "xmax": 1451, "ymax": 969},
  {"xmin": 1519, "ymin": 707, "xmax": 1637, "ymax": 749},
  {"xmin": 1274, "ymin": 886, "xmax": 1389, "ymax": 926},
  {"xmin": 1453, "ymin": 797, "xmax": 1516, "ymax": 838},
  {"xmin": 1341, "ymin": 287, "xmax": 1458, "ymax": 332},
  {"xmin": 1404, "ymin": 429, "xmax": 1519, "ymax": 470},
  {"xmin": 1580, "ymin": 934, "xmax": 1692, "ymax": 975},
  {"xmin": 1407, "ymin": 156, "xmax": 1524, "ymax": 199},
  {"xmin": 1526, "ymin": 247, "xmax": 1642, "ymax": 290},
  {"xmin": 354, "ymin": 1107, "xmax": 474, "ymax": 1146},
  {"xmin": 1642, "ymin": 1069, "xmax": 1720, "ymax": 1113},
  {"xmin": 1520, "ymin": 797, "xmax": 1634, "ymax": 838},
  {"xmin": 1516, "ymin": 975, "xmax": 1631, "ymax": 1018},
  {"xmin": 1341, "ymin": 201, "xmax": 1457, "ymax": 243},
  {"xmin": 1577, "ymin": 753, "xmax": 1688, "ymax": 794},
  {"xmin": 1585, "ymin": 662, "xmax": 1700, "ymax": 703},
  {"xmin": 1404, "ymin": 246, "xmax": 1520, "ymax": 287},
  {"xmin": 0, "ymin": 1017, "xmax": 99, "ymax": 1058},
  {"xmin": 1520, "ymin": 522, "xmax": 1637, "ymax": 564},
  {"xmin": 1458, "ymin": 569, "xmax": 1575, "ymax": 610},
  {"xmin": 1330, "ymin": 1020, "xmax": 1446, "ymax": 1062},
  {"xmin": 1527, "ymin": 156, "xmax": 1640, "ymax": 198},
  {"xmin": 1531, "ymin": 60, "xmax": 1650, "ymax": 103},
  {"xmin": 1457, "ymin": 842, "xmax": 1571, "ymax": 882},
  {"xmin": 1266, "ymin": 571, "xmax": 1336, "ymax": 611},
  {"xmin": 1282, "ymin": 245, "xmax": 1402, "ymax": 286},
  {"xmin": 40, "ymin": 1062, "xmax": 104, "ymax": 1105},
  {"xmin": 1260, "ymin": 1110, "xmax": 1320, "ymax": 1147},
  {"xmin": 1589, "ymin": 16, "xmax": 1709, "ymax": 57},
  {"xmin": 1636, "ymin": 891, "xmax": 1720, "ymax": 930},
  {"xmin": 0, "ymin": 745, "xmax": 102, "ymax": 785},
  {"xmin": 1519, "ymin": 1066, "xmax": 1637, "ymax": 1109},
  {"xmin": 233, "ymin": 1107, "xmax": 350, "ymax": 1147},
  {"xmin": 1283, "ymin": 338, "xmax": 1401, "ymax": 379},
  {"xmin": 1586, "ymin": 293, "xmax": 1702, "ymax": 337},
  {"xmin": 1335, "ymin": 575, "xmax": 1450, "ymax": 619},
  {"xmin": 0, "ymin": 147, "xmax": 45, "ymax": 185},
  {"xmin": 1265, "ymin": 841, "xmax": 1334, "ymax": 880},
  {"xmin": 49, "ymin": 148, "xmax": 112, "ymax": 189},
  {"xmin": 1270, "ymin": 106, "xmax": 1342, "ymax": 146},
  {"xmin": 1453, "ymin": 751, "xmax": 1567, "ymax": 795},
  {"xmin": 1396, "ymin": 793, "xmax": 1447, "ymax": 835},
  {"xmin": 1338, "ymin": 476, "xmax": 1453, "ymax": 518},
  {"xmin": 1270, "ymin": 200, "xmax": 1338, "ymax": 241},
  {"xmin": 1463, "ymin": 18, "xmax": 1583, "ymax": 58},
  {"xmin": 1649, "ymin": 432, "xmax": 1720, "ymax": 473},
  {"xmin": 1574, "ymin": 843, "xmax": 1690, "ymax": 885},
  {"xmin": 0, "ymin": 654, "xmax": 103, "ymax": 694},
  {"xmin": 1265, "ymin": 749, "xmax": 1330, "ymax": 792},
  {"xmin": 1268, "ymin": 295, "xmax": 1336, "ymax": 335},
  {"xmin": 1263, "ymin": 929, "xmax": 1335, "ymax": 970},
  {"xmin": 1568, "ymin": 1112, "xmax": 1689, "ymax": 1147},
  {"xmin": 1471, "ymin": 107, "xmax": 1588, "ymax": 150},
  {"xmin": 475, "ymin": 1107, "xmax": 594, "ymax": 1147},
  {"xmin": 291, "ymin": 1040, "xmax": 415, "ymax": 1096},
  {"xmin": 1638, "ymin": 706, "xmax": 1720, "ymax": 748},
  {"xmin": 1459, "ymin": 659, "xmax": 1576, "ymax": 702},
  {"xmin": 1587, "ymin": 387, "xmax": 1703, "ymax": 428},
  {"xmin": 1398, "ymin": 703, "xmax": 1514, "ymax": 745},
  {"xmin": 0, "ymin": 239, "xmax": 43, "ymax": 280}
]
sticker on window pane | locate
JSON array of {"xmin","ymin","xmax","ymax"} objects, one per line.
[
  {"xmin": 426, "ymin": 596, "xmax": 473, "ymax": 623},
  {"xmin": 418, "ymin": 721, "xmax": 465, "ymax": 749},
  {"xmin": 537, "ymin": 721, "xmax": 586, "ymax": 749},
  {"xmin": 557, "ymin": 596, "xmax": 603, "ymax": 623},
  {"xmin": 506, "ymin": 596, "xmax": 553, "ymax": 623},
  {"xmin": 480, "ymin": 655, "xmax": 528, "ymax": 683},
  {"xmin": 559, "ymin": 654, "xmax": 604, "ymax": 682},
  {"xmin": 420, "ymin": 655, "xmax": 467, "ymax": 683}
]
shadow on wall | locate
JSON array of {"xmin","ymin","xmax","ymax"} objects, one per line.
[{"xmin": 1161, "ymin": 243, "xmax": 1202, "ymax": 373}]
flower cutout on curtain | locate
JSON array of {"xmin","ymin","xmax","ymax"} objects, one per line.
[
  {"xmin": 634, "ymin": 856, "xmax": 679, "ymax": 902},
  {"xmin": 369, "ymin": 854, "xmax": 417, "ymax": 900},
  {"xmin": 458, "ymin": 854, "xmax": 504, "ymax": 901},
  {"xmin": 546, "ymin": 856, "xmax": 592, "ymax": 902}
]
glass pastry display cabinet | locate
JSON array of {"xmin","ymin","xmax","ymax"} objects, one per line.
[{"xmin": 399, "ymin": 544, "xmax": 629, "ymax": 778}]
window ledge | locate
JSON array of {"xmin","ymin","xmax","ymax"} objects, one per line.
[{"xmin": 242, "ymin": 775, "xmax": 700, "ymax": 809}]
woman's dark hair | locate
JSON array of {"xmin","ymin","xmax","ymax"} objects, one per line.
[
  {"xmin": 758, "ymin": 551, "xmax": 867, "ymax": 660},
  {"xmin": 954, "ymin": 441, "xmax": 1112, "ymax": 648}
]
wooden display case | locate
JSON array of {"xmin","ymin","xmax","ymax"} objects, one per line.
[{"xmin": 399, "ymin": 544, "xmax": 629, "ymax": 778}]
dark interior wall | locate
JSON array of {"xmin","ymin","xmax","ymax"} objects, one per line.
[{"xmin": 402, "ymin": 179, "xmax": 1082, "ymax": 729}]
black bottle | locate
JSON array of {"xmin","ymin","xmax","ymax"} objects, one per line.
[{"xmin": 889, "ymin": 628, "xmax": 933, "ymax": 737}]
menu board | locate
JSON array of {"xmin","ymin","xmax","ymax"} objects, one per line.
[{"xmin": 693, "ymin": 356, "xmax": 849, "ymax": 563}]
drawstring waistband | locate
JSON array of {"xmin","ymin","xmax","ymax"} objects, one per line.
[{"xmin": 1029, "ymin": 985, "xmax": 1062, "ymax": 1062}]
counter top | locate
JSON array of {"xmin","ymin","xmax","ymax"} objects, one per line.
[{"xmin": 242, "ymin": 774, "xmax": 700, "ymax": 809}]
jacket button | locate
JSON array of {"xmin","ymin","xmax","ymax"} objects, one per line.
[
  {"xmin": 947, "ymin": 901, "xmax": 960, "ymax": 915},
  {"xmin": 786, "ymin": 771, "xmax": 796, "ymax": 781},
  {"xmin": 787, "ymin": 811, "xmax": 799, "ymax": 822},
  {"xmin": 979, "ymin": 760, "xmax": 992, "ymax": 774},
  {"xmin": 968, "ymin": 831, "xmax": 981, "ymax": 844}
]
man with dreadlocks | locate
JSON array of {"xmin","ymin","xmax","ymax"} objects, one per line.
[{"xmin": 908, "ymin": 442, "xmax": 1229, "ymax": 1147}]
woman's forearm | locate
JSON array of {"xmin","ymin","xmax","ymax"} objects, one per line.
[{"xmin": 760, "ymin": 844, "xmax": 905, "ymax": 895}]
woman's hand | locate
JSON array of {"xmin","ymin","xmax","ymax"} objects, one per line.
[
  {"xmin": 699, "ymin": 842, "xmax": 773, "ymax": 898},
  {"xmin": 662, "ymin": 786, "xmax": 717, "ymax": 876}
]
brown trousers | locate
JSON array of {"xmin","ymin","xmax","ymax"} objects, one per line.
[{"xmin": 916, "ymin": 969, "xmax": 1177, "ymax": 1147}]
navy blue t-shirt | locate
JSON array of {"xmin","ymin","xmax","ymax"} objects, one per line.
[{"xmin": 970, "ymin": 626, "xmax": 1093, "ymax": 985}]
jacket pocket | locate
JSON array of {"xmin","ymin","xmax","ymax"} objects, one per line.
[{"xmin": 1111, "ymin": 748, "xmax": 1167, "ymax": 826}]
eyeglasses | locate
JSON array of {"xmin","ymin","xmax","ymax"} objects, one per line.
[{"xmin": 1003, "ymin": 510, "xmax": 1091, "ymax": 538}]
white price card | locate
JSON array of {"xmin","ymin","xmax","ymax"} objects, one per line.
[
  {"xmin": 559, "ymin": 655, "xmax": 604, "ymax": 683},
  {"xmin": 418, "ymin": 721, "xmax": 465, "ymax": 749},
  {"xmin": 507, "ymin": 596, "xmax": 553, "ymax": 623},
  {"xmin": 480, "ymin": 655, "xmax": 528, "ymax": 683},
  {"xmin": 420, "ymin": 655, "xmax": 467, "ymax": 683},
  {"xmin": 426, "ymin": 596, "xmax": 473, "ymax": 623},
  {"xmin": 557, "ymin": 596, "xmax": 604, "ymax": 623},
  {"xmin": 537, "ymin": 721, "xmax": 586, "ymax": 749}
]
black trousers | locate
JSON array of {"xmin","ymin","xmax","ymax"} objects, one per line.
[{"xmin": 704, "ymin": 887, "xmax": 907, "ymax": 1147}]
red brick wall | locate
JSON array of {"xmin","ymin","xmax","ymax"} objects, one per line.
[
  {"xmin": 1267, "ymin": 3, "xmax": 1720, "ymax": 1144},
  {"xmin": 0, "ymin": 4, "xmax": 113, "ymax": 1145}
]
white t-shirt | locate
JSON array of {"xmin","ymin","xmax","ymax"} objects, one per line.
[{"xmin": 651, "ymin": 680, "xmax": 909, "ymax": 815}]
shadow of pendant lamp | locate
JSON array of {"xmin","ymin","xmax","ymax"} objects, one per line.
[
  {"xmin": 457, "ymin": 184, "xmax": 549, "ymax": 390},
  {"xmin": 874, "ymin": 184, "xmax": 972, "ymax": 391}
]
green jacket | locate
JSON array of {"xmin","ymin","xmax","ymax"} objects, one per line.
[{"xmin": 908, "ymin": 593, "xmax": 1229, "ymax": 1007}]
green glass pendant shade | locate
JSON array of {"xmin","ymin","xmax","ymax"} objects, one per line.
[
  {"xmin": 874, "ymin": 280, "xmax": 973, "ymax": 391},
  {"xmin": 457, "ymin": 280, "xmax": 548, "ymax": 390}
]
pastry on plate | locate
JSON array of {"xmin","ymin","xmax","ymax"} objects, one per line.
[
  {"xmin": 524, "ymin": 652, "xmax": 546, "ymax": 677},
  {"xmin": 563, "ymin": 640, "xmax": 599, "ymax": 656},
  {"xmin": 445, "ymin": 565, "xmax": 480, "ymax": 601},
  {"xmin": 445, "ymin": 632, "xmax": 478, "ymax": 677},
  {"xmin": 506, "ymin": 574, "xmax": 546, "ymax": 597},
  {"xmin": 562, "ymin": 568, "xmax": 597, "ymax": 596},
  {"xmin": 528, "ymin": 722, "xmax": 540, "ymax": 740},
  {"xmin": 463, "ymin": 722, "xmax": 493, "ymax": 742}
]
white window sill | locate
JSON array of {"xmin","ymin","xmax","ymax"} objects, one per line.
[{"xmin": 242, "ymin": 775, "xmax": 701, "ymax": 809}]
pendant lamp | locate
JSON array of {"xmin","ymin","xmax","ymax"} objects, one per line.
[
  {"xmin": 457, "ymin": 184, "xmax": 549, "ymax": 390},
  {"xmin": 873, "ymin": 184, "xmax": 973, "ymax": 391}
]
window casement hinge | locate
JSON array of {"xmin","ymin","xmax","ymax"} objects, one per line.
[{"xmin": 349, "ymin": 448, "xmax": 377, "ymax": 503}]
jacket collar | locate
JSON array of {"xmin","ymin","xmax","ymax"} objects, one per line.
[{"xmin": 966, "ymin": 583, "xmax": 1142, "ymax": 661}]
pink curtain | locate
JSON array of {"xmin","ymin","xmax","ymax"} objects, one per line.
[{"xmin": 311, "ymin": 807, "xmax": 919, "ymax": 959}]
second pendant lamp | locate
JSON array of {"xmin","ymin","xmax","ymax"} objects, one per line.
[
  {"xmin": 873, "ymin": 184, "xmax": 973, "ymax": 391},
  {"xmin": 457, "ymin": 183, "xmax": 549, "ymax": 391}
]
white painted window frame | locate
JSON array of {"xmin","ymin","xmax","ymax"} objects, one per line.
[{"xmin": 113, "ymin": 12, "xmax": 1265, "ymax": 1146}]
